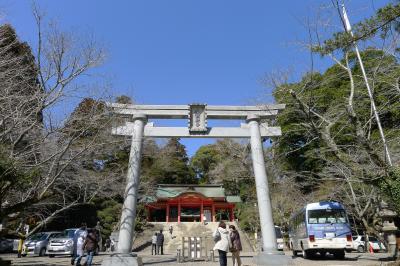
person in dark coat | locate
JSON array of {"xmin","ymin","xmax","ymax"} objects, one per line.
[
  {"xmin": 156, "ymin": 229, "xmax": 164, "ymax": 255},
  {"xmin": 82, "ymin": 228, "xmax": 98, "ymax": 266},
  {"xmin": 229, "ymin": 225, "xmax": 242, "ymax": 266}
]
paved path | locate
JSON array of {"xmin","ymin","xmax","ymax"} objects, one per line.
[{"xmin": 0, "ymin": 251, "xmax": 398, "ymax": 265}]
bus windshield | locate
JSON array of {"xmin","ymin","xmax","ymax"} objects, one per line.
[{"xmin": 308, "ymin": 209, "xmax": 347, "ymax": 224}]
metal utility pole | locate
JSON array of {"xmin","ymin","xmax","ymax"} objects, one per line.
[{"xmin": 341, "ymin": 4, "xmax": 393, "ymax": 166}]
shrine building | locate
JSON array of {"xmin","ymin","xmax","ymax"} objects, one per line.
[{"xmin": 144, "ymin": 184, "xmax": 241, "ymax": 223}]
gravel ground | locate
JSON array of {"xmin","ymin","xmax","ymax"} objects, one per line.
[{"xmin": 0, "ymin": 251, "xmax": 397, "ymax": 266}]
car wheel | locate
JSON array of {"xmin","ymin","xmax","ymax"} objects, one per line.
[
  {"xmin": 357, "ymin": 245, "xmax": 365, "ymax": 253},
  {"xmin": 39, "ymin": 248, "xmax": 46, "ymax": 257},
  {"xmin": 49, "ymin": 254, "xmax": 55, "ymax": 258}
]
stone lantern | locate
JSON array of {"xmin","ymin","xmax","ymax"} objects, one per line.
[{"xmin": 378, "ymin": 201, "xmax": 398, "ymax": 257}]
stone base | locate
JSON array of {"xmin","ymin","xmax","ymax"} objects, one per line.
[
  {"xmin": 101, "ymin": 253, "xmax": 143, "ymax": 266},
  {"xmin": 253, "ymin": 251, "xmax": 293, "ymax": 266}
]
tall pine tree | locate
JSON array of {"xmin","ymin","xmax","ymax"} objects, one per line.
[{"xmin": 150, "ymin": 138, "xmax": 197, "ymax": 184}]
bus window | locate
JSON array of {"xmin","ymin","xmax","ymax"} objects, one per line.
[
  {"xmin": 308, "ymin": 209, "xmax": 347, "ymax": 224},
  {"xmin": 309, "ymin": 218, "xmax": 317, "ymax": 224}
]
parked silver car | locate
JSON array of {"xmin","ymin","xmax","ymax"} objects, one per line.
[
  {"xmin": 23, "ymin": 231, "xmax": 62, "ymax": 256},
  {"xmin": 46, "ymin": 228, "xmax": 76, "ymax": 257},
  {"xmin": 0, "ymin": 235, "xmax": 18, "ymax": 253}
]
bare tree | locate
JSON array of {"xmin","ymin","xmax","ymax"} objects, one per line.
[
  {"xmin": 0, "ymin": 7, "xmax": 126, "ymax": 235},
  {"xmin": 265, "ymin": 3, "xmax": 400, "ymax": 235}
]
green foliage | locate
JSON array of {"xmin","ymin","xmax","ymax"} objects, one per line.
[
  {"xmin": 191, "ymin": 144, "xmax": 221, "ymax": 183},
  {"xmin": 313, "ymin": 3, "xmax": 400, "ymax": 55},
  {"xmin": 273, "ymin": 49, "xmax": 400, "ymax": 191},
  {"xmin": 95, "ymin": 199, "xmax": 121, "ymax": 240},
  {"xmin": 378, "ymin": 167, "xmax": 400, "ymax": 213},
  {"xmin": 149, "ymin": 138, "xmax": 197, "ymax": 184},
  {"xmin": 236, "ymin": 202, "xmax": 259, "ymax": 232}
]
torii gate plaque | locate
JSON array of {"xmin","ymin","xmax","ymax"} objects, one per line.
[{"xmin": 101, "ymin": 104, "xmax": 292, "ymax": 266}]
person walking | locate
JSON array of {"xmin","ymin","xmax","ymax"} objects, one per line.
[
  {"xmin": 110, "ymin": 238, "xmax": 115, "ymax": 252},
  {"xmin": 95, "ymin": 221, "xmax": 102, "ymax": 233},
  {"xmin": 71, "ymin": 223, "xmax": 87, "ymax": 265},
  {"xmin": 74, "ymin": 224, "xmax": 87, "ymax": 266},
  {"xmin": 156, "ymin": 230, "xmax": 164, "ymax": 255},
  {"xmin": 213, "ymin": 221, "xmax": 231, "ymax": 266},
  {"xmin": 229, "ymin": 225, "xmax": 242, "ymax": 266},
  {"xmin": 169, "ymin": 225, "xmax": 173, "ymax": 237},
  {"xmin": 16, "ymin": 230, "xmax": 27, "ymax": 258},
  {"xmin": 203, "ymin": 215, "xmax": 207, "ymax": 225},
  {"xmin": 105, "ymin": 237, "xmax": 111, "ymax": 252},
  {"xmin": 151, "ymin": 233, "xmax": 157, "ymax": 255},
  {"xmin": 82, "ymin": 228, "xmax": 98, "ymax": 266}
]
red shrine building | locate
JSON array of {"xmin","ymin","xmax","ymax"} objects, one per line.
[{"xmin": 144, "ymin": 184, "xmax": 241, "ymax": 223}]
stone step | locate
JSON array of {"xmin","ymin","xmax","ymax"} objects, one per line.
[{"xmin": 132, "ymin": 222, "xmax": 254, "ymax": 255}]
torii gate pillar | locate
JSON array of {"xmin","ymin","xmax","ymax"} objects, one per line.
[
  {"xmin": 248, "ymin": 115, "xmax": 292, "ymax": 265},
  {"xmin": 101, "ymin": 114, "xmax": 146, "ymax": 266}
]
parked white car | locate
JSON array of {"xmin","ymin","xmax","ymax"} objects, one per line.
[
  {"xmin": 275, "ymin": 226, "xmax": 284, "ymax": 251},
  {"xmin": 352, "ymin": 235, "xmax": 386, "ymax": 252},
  {"xmin": 46, "ymin": 228, "xmax": 76, "ymax": 257}
]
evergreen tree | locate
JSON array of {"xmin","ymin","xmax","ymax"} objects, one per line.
[{"xmin": 150, "ymin": 138, "xmax": 197, "ymax": 184}]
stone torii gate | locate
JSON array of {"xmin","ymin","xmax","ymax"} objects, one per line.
[{"xmin": 101, "ymin": 104, "xmax": 291, "ymax": 266}]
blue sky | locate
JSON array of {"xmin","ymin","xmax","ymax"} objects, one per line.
[{"xmin": 1, "ymin": 0, "xmax": 390, "ymax": 156}]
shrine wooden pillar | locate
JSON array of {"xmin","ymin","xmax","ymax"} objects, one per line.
[
  {"xmin": 230, "ymin": 206, "xmax": 234, "ymax": 222},
  {"xmin": 212, "ymin": 204, "xmax": 216, "ymax": 222},
  {"xmin": 146, "ymin": 206, "xmax": 151, "ymax": 222},
  {"xmin": 166, "ymin": 204, "xmax": 170, "ymax": 222},
  {"xmin": 178, "ymin": 200, "xmax": 181, "ymax": 223},
  {"xmin": 200, "ymin": 200, "xmax": 204, "ymax": 223}
]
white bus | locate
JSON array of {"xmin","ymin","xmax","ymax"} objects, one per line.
[{"xmin": 289, "ymin": 201, "xmax": 353, "ymax": 259}]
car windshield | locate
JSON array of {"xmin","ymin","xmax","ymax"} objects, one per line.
[
  {"xmin": 51, "ymin": 233, "xmax": 63, "ymax": 238},
  {"xmin": 275, "ymin": 227, "xmax": 283, "ymax": 238},
  {"xmin": 28, "ymin": 233, "xmax": 47, "ymax": 241},
  {"xmin": 308, "ymin": 209, "xmax": 348, "ymax": 224}
]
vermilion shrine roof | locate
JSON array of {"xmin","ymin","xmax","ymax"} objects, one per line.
[{"xmin": 145, "ymin": 184, "xmax": 241, "ymax": 203}]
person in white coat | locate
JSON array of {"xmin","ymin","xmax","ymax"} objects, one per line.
[
  {"xmin": 74, "ymin": 226, "xmax": 87, "ymax": 266},
  {"xmin": 213, "ymin": 221, "xmax": 231, "ymax": 266}
]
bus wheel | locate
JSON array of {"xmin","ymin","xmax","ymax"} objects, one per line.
[
  {"xmin": 319, "ymin": 251, "xmax": 326, "ymax": 258},
  {"xmin": 291, "ymin": 243, "xmax": 297, "ymax": 256},
  {"xmin": 333, "ymin": 250, "xmax": 345, "ymax": 260}
]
